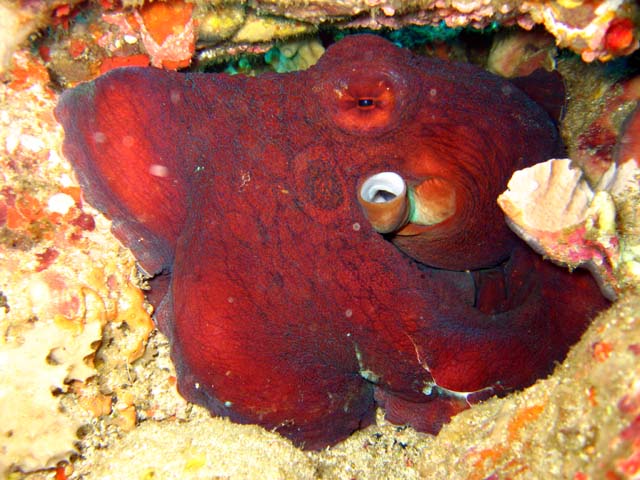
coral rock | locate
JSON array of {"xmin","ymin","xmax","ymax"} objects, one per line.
[
  {"xmin": 0, "ymin": 316, "xmax": 103, "ymax": 474},
  {"xmin": 498, "ymin": 158, "xmax": 640, "ymax": 300}
]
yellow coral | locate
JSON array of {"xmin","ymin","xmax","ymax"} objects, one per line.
[
  {"xmin": 198, "ymin": 5, "xmax": 246, "ymax": 42},
  {"xmin": 556, "ymin": 0, "xmax": 584, "ymax": 8},
  {"xmin": 115, "ymin": 281, "xmax": 154, "ymax": 362},
  {"xmin": 232, "ymin": 13, "xmax": 315, "ymax": 43}
]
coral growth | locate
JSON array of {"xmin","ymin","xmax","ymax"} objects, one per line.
[
  {"xmin": 0, "ymin": 311, "xmax": 102, "ymax": 473},
  {"xmin": 526, "ymin": 0, "xmax": 638, "ymax": 62},
  {"xmin": 134, "ymin": 0, "xmax": 196, "ymax": 69},
  {"xmin": 572, "ymin": 75, "xmax": 640, "ymax": 182},
  {"xmin": 498, "ymin": 158, "xmax": 640, "ymax": 299},
  {"xmin": 100, "ymin": 0, "xmax": 196, "ymax": 71},
  {"xmin": 1, "ymin": 0, "xmax": 637, "ymax": 81},
  {"xmin": 0, "ymin": 51, "xmax": 154, "ymax": 475},
  {"xmin": 264, "ymin": 39, "xmax": 325, "ymax": 72},
  {"xmin": 486, "ymin": 29, "xmax": 556, "ymax": 78}
]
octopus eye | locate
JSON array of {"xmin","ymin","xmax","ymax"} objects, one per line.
[
  {"xmin": 357, "ymin": 98, "xmax": 375, "ymax": 109},
  {"xmin": 323, "ymin": 71, "xmax": 407, "ymax": 136}
]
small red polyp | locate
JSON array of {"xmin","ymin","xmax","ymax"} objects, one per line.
[{"xmin": 604, "ymin": 18, "xmax": 636, "ymax": 55}]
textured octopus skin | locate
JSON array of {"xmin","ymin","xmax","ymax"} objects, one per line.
[{"xmin": 55, "ymin": 34, "xmax": 608, "ymax": 449}]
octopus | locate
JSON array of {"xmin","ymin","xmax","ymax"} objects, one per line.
[{"xmin": 55, "ymin": 34, "xmax": 608, "ymax": 449}]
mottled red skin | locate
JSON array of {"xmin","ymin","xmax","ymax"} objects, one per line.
[{"xmin": 55, "ymin": 35, "xmax": 608, "ymax": 449}]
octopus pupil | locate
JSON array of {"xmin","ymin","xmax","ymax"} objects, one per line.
[{"xmin": 358, "ymin": 98, "xmax": 374, "ymax": 108}]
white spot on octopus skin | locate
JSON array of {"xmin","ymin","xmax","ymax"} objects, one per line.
[
  {"xmin": 501, "ymin": 85, "xmax": 514, "ymax": 97},
  {"xmin": 149, "ymin": 164, "xmax": 169, "ymax": 178},
  {"xmin": 238, "ymin": 171, "xmax": 251, "ymax": 191},
  {"xmin": 93, "ymin": 131, "xmax": 106, "ymax": 144}
]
